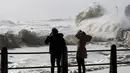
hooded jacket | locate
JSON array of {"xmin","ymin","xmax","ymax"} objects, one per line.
[
  {"xmin": 45, "ymin": 33, "xmax": 66, "ymax": 55},
  {"xmin": 75, "ymin": 31, "xmax": 88, "ymax": 58}
]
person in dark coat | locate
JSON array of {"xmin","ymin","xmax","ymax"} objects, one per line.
[
  {"xmin": 45, "ymin": 28, "xmax": 67, "ymax": 73},
  {"xmin": 75, "ymin": 30, "xmax": 92, "ymax": 73},
  {"xmin": 59, "ymin": 33, "xmax": 68, "ymax": 73}
]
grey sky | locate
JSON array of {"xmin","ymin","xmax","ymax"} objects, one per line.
[{"xmin": 0, "ymin": 0, "xmax": 129, "ymax": 20}]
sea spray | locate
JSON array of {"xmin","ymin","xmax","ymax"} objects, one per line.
[{"xmin": 76, "ymin": 3, "xmax": 130, "ymax": 39}]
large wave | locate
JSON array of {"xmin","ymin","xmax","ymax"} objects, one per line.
[
  {"xmin": 75, "ymin": 3, "xmax": 130, "ymax": 39},
  {"xmin": 75, "ymin": 3, "xmax": 105, "ymax": 25}
]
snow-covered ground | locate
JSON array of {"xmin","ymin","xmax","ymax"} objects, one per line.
[{"xmin": 5, "ymin": 44, "xmax": 130, "ymax": 73}]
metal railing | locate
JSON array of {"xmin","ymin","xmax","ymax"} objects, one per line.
[{"xmin": 1, "ymin": 44, "xmax": 130, "ymax": 73}]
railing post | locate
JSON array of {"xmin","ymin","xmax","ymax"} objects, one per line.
[
  {"xmin": 110, "ymin": 44, "xmax": 117, "ymax": 73},
  {"xmin": 1, "ymin": 47, "xmax": 8, "ymax": 73}
]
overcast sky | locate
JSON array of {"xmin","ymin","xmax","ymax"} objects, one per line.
[{"xmin": 0, "ymin": 0, "xmax": 129, "ymax": 20}]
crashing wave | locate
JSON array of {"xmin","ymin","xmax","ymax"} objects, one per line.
[
  {"xmin": 76, "ymin": 3, "xmax": 130, "ymax": 39},
  {"xmin": 75, "ymin": 3, "xmax": 105, "ymax": 25}
]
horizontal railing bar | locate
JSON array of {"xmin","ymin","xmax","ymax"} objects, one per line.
[
  {"xmin": 116, "ymin": 49, "xmax": 130, "ymax": 51},
  {"xmin": 0, "ymin": 49, "xmax": 130, "ymax": 54},
  {"xmin": 8, "ymin": 52, "xmax": 49, "ymax": 54},
  {"xmin": 5, "ymin": 62, "xmax": 130, "ymax": 70}
]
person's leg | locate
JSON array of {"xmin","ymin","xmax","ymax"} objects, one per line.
[
  {"xmin": 77, "ymin": 57, "xmax": 81, "ymax": 73},
  {"xmin": 63, "ymin": 53, "xmax": 68, "ymax": 73},
  {"xmin": 57, "ymin": 55, "xmax": 61, "ymax": 73},
  {"xmin": 51, "ymin": 55, "xmax": 55, "ymax": 73},
  {"xmin": 81, "ymin": 58, "xmax": 86, "ymax": 73}
]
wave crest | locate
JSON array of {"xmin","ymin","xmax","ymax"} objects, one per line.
[{"xmin": 75, "ymin": 3, "xmax": 105, "ymax": 25}]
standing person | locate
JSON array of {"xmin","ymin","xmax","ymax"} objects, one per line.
[
  {"xmin": 45, "ymin": 28, "xmax": 66, "ymax": 73},
  {"xmin": 59, "ymin": 33, "xmax": 68, "ymax": 73},
  {"xmin": 75, "ymin": 30, "xmax": 92, "ymax": 73}
]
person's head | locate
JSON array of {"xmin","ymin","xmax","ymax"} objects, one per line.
[
  {"xmin": 59, "ymin": 33, "xmax": 64, "ymax": 38},
  {"xmin": 78, "ymin": 30, "xmax": 82, "ymax": 33},
  {"xmin": 51, "ymin": 28, "xmax": 58, "ymax": 35},
  {"xmin": 81, "ymin": 31, "xmax": 86, "ymax": 36}
]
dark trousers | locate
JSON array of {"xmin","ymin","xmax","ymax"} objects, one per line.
[
  {"xmin": 76, "ymin": 57, "xmax": 86, "ymax": 73},
  {"xmin": 51, "ymin": 54, "xmax": 61, "ymax": 73},
  {"xmin": 61, "ymin": 53, "xmax": 68, "ymax": 73}
]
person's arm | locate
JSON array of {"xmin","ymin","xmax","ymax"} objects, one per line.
[
  {"xmin": 45, "ymin": 36, "xmax": 50, "ymax": 44},
  {"xmin": 45, "ymin": 32, "xmax": 53, "ymax": 44},
  {"xmin": 75, "ymin": 30, "xmax": 82, "ymax": 39},
  {"xmin": 62, "ymin": 38, "xmax": 67, "ymax": 54}
]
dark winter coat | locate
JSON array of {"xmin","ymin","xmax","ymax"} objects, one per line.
[
  {"xmin": 75, "ymin": 31, "xmax": 92, "ymax": 58},
  {"xmin": 76, "ymin": 36, "xmax": 88, "ymax": 58},
  {"xmin": 45, "ymin": 33, "xmax": 66, "ymax": 56}
]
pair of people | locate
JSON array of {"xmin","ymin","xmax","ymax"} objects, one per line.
[
  {"xmin": 45, "ymin": 28, "xmax": 68, "ymax": 73},
  {"xmin": 45, "ymin": 28, "xmax": 92, "ymax": 73}
]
